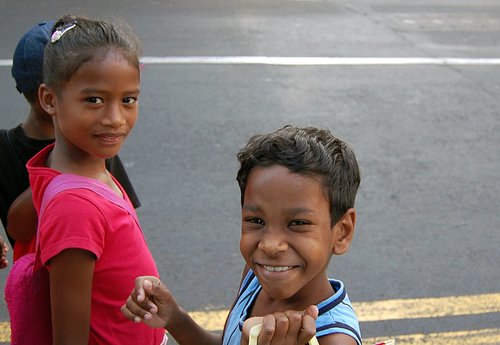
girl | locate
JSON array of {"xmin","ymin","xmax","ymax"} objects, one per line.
[{"xmin": 27, "ymin": 15, "xmax": 166, "ymax": 345}]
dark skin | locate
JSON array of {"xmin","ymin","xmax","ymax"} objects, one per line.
[
  {"xmin": 48, "ymin": 249, "xmax": 95, "ymax": 345},
  {"xmin": 7, "ymin": 188, "xmax": 37, "ymax": 242}
]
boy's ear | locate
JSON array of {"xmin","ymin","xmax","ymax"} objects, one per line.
[
  {"xmin": 332, "ymin": 208, "xmax": 356, "ymax": 255},
  {"xmin": 38, "ymin": 83, "xmax": 57, "ymax": 116}
]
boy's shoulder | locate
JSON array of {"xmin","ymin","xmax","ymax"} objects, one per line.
[
  {"xmin": 226, "ymin": 271, "xmax": 362, "ymax": 345},
  {"xmin": 0, "ymin": 125, "xmax": 53, "ymax": 164},
  {"xmin": 0, "ymin": 127, "xmax": 26, "ymax": 175},
  {"xmin": 315, "ymin": 277, "xmax": 361, "ymax": 344},
  {"xmin": 0, "ymin": 128, "xmax": 31, "ymax": 228}
]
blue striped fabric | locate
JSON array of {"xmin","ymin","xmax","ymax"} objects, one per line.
[{"xmin": 222, "ymin": 270, "xmax": 362, "ymax": 345}]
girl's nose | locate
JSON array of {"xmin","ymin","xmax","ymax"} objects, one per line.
[
  {"xmin": 102, "ymin": 103, "xmax": 126, "ymax": 127},
  {"xmin": 257, "ymin": 229, "xmax": 288, "ymax": 257}
]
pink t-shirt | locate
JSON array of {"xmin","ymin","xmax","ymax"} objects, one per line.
[{"xmin": 28, "ymin": 144, "xmax": 165, "ymax": 345}]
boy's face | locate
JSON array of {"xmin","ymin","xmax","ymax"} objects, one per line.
[{"xmin": 240, "ymin": 165, "xmax": 339, "ymax": 307}]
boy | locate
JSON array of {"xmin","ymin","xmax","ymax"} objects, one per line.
[
  {"xmin": 0, "ymin": 21, "xmax": 140, "ymax": 261},
  {"xmin": 122, "ymin": 125, "xmax": 362, "ymax": 345}
]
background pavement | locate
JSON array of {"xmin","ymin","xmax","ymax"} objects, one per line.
[{"xmin": 0, "ymin": 0, "xmax": 499, "ymax": 344}]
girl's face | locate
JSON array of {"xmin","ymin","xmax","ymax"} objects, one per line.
[
  {"xmin": 48, "ymin": 49, "xmax": 140, "ymax": 161},
  {"xmin": 240, "ymin": 165, "xmax": 340, "ymax": 309}
]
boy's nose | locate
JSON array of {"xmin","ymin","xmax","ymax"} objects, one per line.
[{"xmin": 257, "ymin": 229, "xmax": 288, "ymax": 257}]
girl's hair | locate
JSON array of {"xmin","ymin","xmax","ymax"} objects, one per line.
[
  {"xmin": 236, "ymin": 125, "xmax": 361, "ymax": 225},
  {"xmin": 43, "ymin": 14, "xmax": 142, "ymax": 92}
]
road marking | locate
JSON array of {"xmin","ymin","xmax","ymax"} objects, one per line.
[
  {"xmin": 354, "ymin": 292, "xmax": 500, "ymax": 322},
  {"xmin": 2, "ymin": 57, "xmax": 500, "ymax": 67},
  {"xmin": 189, "ymin": 309, "xmax": 229, "ymax": 331},
  {"xmin": 0, "ymin": 322, "xmax": 8, "ymax": 343},
  {"xmin": 2, "ymin": 324, "xmax": 499, "ymax": 344},
  {"xmin": 140, "ymin": 56, "xmax": 500, "ymax": 66},
  {"xmin": 1, "ymin": 292, "xmax": 499, "ymax": 342},
  {"xmin": 363, "ymin": 328, "xmax": 500, "ymax": 345}
]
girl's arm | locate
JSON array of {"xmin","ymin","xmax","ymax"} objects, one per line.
[
  {"xmin": 48, "ymin": 248, "xmax": 96, "ymax": 345},
  {"xmin": 121, "ymin": 265, "xmax": 253, "ymax": 345},
  {"xmin": 6, "ymin": 188, "xmax": 37, "ymax": 241},
  {"xmin": 122, "ymin": 277, "xmax": 222, "ymax": 345}
]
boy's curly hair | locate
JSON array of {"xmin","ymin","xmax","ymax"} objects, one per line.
[{"xmin": 236, "ymin": 125, "xmax": 361, "ymax": 225}]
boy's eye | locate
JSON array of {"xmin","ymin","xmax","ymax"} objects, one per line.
[
  {"xmin": 289, "ymin": 219, "xmax": 310, "ymax": 226},
  {"xmin": 123, "ymin": 97, "xmax": 137, "ymax": 104},
  {"xmin": 245, "ymin": 217, "xmax": 265, "ymax": 226},
  {"xmin": 86, "ymin": 97, "xmax": 103, "ymax": 104}
]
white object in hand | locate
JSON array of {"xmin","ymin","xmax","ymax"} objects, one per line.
[{"xmin": 249, "ymin": 323, "xmax": 320, "ymax": 345}]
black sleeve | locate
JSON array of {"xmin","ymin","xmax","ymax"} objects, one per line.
[
  {"xmin": 105, "ymin": 155, "xmax": 141, "ymax": 209},
  {"xmin": 0, "ymin": 129, "xmax": 31, "ymax": 247}
]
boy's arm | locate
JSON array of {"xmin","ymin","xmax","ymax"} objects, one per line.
[
  {"xmin": 122, "ymin": 277, "xmax": 221, "ymax": 345},
  {"xmin": 48, "ymin": 248, "xmax": 95, "ymax": 345},
  {"xmin": 317, "ymin": 333, "xmax": 357, "ymax": 345},
  {"xmin": 6, "ymin": 188, "xmax": 37, "ymax": 241}
]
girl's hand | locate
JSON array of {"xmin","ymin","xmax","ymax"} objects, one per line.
[
  {"xmin": 121, "ymin": 276, "xmax": 179, "ymax": 329},
  {"xmin": 241, "ymin": 305, "xmax": 318, "ymax": 345},
  {"xmin": 0, "ymin": 235, "xmax": 8, "ymax": 269}
]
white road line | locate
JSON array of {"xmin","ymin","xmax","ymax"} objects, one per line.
[
  {"xmin": 140, "ymin": 56, "xmax": 500, "ymax": 66},
  {"xmin": 2, "ymin": 57, "xmax": 500, "ymax": 67}
]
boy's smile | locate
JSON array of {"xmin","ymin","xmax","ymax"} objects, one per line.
[{"xmin": 240, "ymin": 165, "xmax": 338, "ymax": 309}]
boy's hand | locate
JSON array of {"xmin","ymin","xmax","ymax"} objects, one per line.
[
  {"xmin": 241, "ymin": 305, "xmax": 318, "ymax": 345},
  {"xmin": 0, "ymin": 235, "xmax": 8, "ymax": 269},
  {"xmin": 121, "ymin": 276, "xmax": 178, "ymax": 329}
]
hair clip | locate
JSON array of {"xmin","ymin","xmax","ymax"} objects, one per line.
[{"xmin": 51, "ymin": 22, "xmax": 77, "ymax": 43}]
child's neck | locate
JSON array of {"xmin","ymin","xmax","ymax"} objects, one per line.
[
  {"xmin": 48, "ymin": 145, "xmax": 108, "ymax": 181},
  {"xmin": 48, "ymin": 148, "xmax": 123, "ymax": 198}
]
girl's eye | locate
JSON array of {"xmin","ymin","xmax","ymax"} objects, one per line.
[
  {"xmin": 123, "ymin": 97, "xmax": 137, "ymax": 104},
  {"xmin": 87, "ymin": 97, "xmax": 103, "ymax": 104}
]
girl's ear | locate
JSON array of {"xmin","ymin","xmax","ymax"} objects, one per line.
[
  {"xmin": 332, "ymin": 208, "xmax": 356, "ymax": 255},
  {"xmin": 38, "ymin": 83, "xmax": 57, "ymax": 116}
]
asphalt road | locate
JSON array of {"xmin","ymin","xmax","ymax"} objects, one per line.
[{"xmin": 0, "ymin": 1, "xmax": 499, "ymax": 344}]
